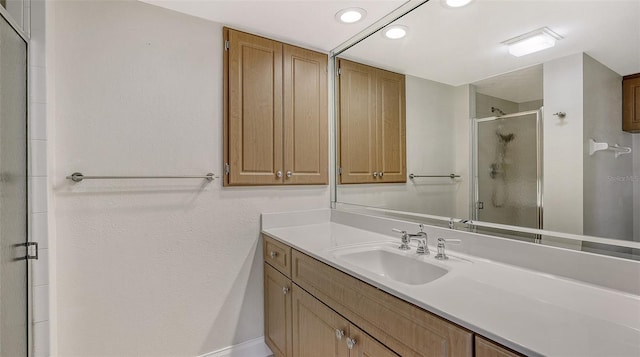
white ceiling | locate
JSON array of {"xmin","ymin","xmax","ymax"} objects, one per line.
[
  {"xmin": 342, "ymin": 0, "xmax": 640, "ymax": 87},
  {"xmin": 473, "ymin": 64, "xmax": 543, "ymax": 103},
  {"xmin": 139, "ymin": 0, "xmax": 409, "ymax": 52}
]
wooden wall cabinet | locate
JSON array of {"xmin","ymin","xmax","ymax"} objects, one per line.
[
  {"xmin": 623, "ymin": 73, "xmax": 640, "ymax": 133},
  {"xmin": 224, "ymin": 28, "xmax": 328, "ymax": 186},
  {"xmin": 338, "ymin": 59, "xmax": 406, "ymax": 184}
]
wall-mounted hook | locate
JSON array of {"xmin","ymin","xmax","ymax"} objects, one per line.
[{"xmin": 553, "ymin": 112, "xmax": 567, "ymax": 119}]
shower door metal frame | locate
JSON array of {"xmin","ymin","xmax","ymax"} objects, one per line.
[
  {"xmin": 471, "ymin": 108, "xmax": 544, "ymax": 231},
  {"xmin": 0, "ymin": 6, "xmax": 32, "ymax": 357}
]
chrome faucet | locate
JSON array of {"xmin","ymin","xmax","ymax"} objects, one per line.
[{"xmin": 392, "ymin": 224, "xmax": 429, "ymax": 255}]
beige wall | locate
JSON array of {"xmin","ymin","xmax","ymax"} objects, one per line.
[{"xmin": 49, "ymin": 1, "xmax": 328, "ymax": 355}]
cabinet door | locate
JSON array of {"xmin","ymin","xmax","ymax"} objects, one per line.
[
  {"xmin": 292, "ymin": 284, "xmax": 350, "ymax": 357},
  {"xmin": 376, "ymin": 69, "xmax": 406, "ymax": 183},
  {"xmin": 623, "ymin": 74, "xmax": 640, "ymax": 133},
  {"xmin": 283, "ymin": 45, "xmax": 328, "ymax": 185},
  {"xmin": 265, "ymin": 264, "xmax": 293, "ymax": 357},
  {"xmin": 225, "ymin": 28, "xmax": 283, "ymax": 185},
  {"xmin": 338, "ymin": 59, "xmax": 378, "ymax": 184},
  {"xmin": 348, "ymin": 325, "xmax": 399, "ymax": 357}
]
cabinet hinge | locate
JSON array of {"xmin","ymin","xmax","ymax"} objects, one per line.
[
  {"xmin": 338, "ymin": 167, "xmax": 342, "ymax": 175},
  {"xmin": 337, "ymin": 68, "xmax": 341, "ymax": 76},
  {"xmin": 224, "ymin": 163, "xmax": 230, "ymax": 175},
  {"xmin": 224, "ymin": 40, "xmax": 230, "ymax": 51},
  {"xmin": 17, "ymin": 242, "xmax": 38, "ymax": 260}
]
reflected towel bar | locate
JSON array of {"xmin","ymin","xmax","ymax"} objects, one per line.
[
  {"xmin": 409, "ymin": 174, "xmax": 460, "ymax": 179},
  {"xmin": 66, "ymin": 172, "xmax": 218, "ymax": 183}
]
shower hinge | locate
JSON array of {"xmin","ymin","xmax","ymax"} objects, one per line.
[
  {"xmin": 224, "ymin": 40, "xmax": 230, "ymax": 51},
  {"xmin": 477, "ymin": 201, "xmax": 484, "ymax": 210},
  {"xmin": 17, "ymin": 242, "xmax": 38, "ymax": 260},
  {"xmin": 224, "ymin": 163, "xmax": 230, "ymax": 175}
]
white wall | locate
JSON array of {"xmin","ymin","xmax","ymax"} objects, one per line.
[
  {"xmin": 49, "ymin": 1, "xmax": 328, "ymax": 356},
  {"xmin": 634, "ymin": 134, "xmax": 640, "ymax": 242},
  {"xmin": 338, "ymin": 75, "xmax": 460, "ymax": 217},
  {"xmin": 453, "ymin": 85, "xmax": 472, "ymax": 219},
  {"xmin": 582, "ymin": 54, "xmax": 633, "ymax": 241},
  {"xmin": 543, "ymin": 53, "xmax": 584, "ymax": 235}
]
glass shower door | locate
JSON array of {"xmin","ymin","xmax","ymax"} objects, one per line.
[
  {"xmin": 0, "ymin": 11, "xmax": 28, "ymax": 357},
  {"xmin": 474, "ymin": 110, "xmax": 542, "ymax": 230}
]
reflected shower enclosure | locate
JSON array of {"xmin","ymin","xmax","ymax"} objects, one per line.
[{"xmin": 472, "ymin": 110, "xmax": 543, "ymax": 230}]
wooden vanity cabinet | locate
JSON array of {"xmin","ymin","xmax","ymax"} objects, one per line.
[
  {"xmin": 623, "ymin": 73, "xmax": 640, "ymax": 133},
  {"xmin": 264, "ymin": 264, "xmax": 293, "ymax": 357},
  {"xmin": 292, "ymin": 285, "xmax": 398, "ymax": 357},
  {"xmin": 224, "ymin": 28, "xmax": 328, "ymax": 186},
  {"xmin": 475, "ymin": 336, "xmax": 524, "ymax": 357},
  {"xmin": 337, "ymin": 59, "xmax": 406, "ymax": 184},
  {"xmin": 263, "ymin": 234, "xmax": 520, "ymax": 357}
]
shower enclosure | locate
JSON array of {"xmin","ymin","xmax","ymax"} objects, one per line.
[
  {"xmin": 0, "ymin": 8, "xmax": 29, "ymax": 357},
  {"xmin": 472, "ymin": 109, "xmax": 543, "ymax": 231}
]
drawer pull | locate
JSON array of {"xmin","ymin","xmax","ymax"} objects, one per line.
[
  {"xmin": 346, "ymin": 337, "xmax": 357, "ymax": 350},
  {"xmin": 269, "ymin": 251, "xmax": 278, "ymax": 259},
  {"xmin": 335, "ymin": 329, "xmax": 345, "ymax": 340},
  {"xmin": 282, "ymin": 286, "xmax": 290, "ymax": 295}
]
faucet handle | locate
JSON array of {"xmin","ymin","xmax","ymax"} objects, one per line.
[
  {"xmin": 392, "ymin": 229, "xmax": 411, "ymax": 250},
  {"xmin": 438, "ymin": 238, "xmax": 461, "ymax": 245},
  {"xmin": 435, "ymin": 238, "xmax": 461, "ymax": 260}
]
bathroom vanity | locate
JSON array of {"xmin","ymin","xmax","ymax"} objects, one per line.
[{"xmin": 261, "ymin": 209, "xmax": 640, "ymax": 357}]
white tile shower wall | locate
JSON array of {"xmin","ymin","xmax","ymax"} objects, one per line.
[
  {"xmin": 50, "ymin": 1, "xmax": 328, "ymax": 356},
  {"xmin": 29, "ymin": 0, "xmax": 50, "ymax": 356}
]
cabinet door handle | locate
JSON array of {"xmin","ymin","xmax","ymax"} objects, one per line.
[
  {"xmin": 379, "ymin": 172, "xmax": 384, "ymax": 177},
  {"xmin": 282, "ymin": 286, "xmax": 290, "ymax": 295},
  {"xmin": 373, "ymin": 171, "xmax": 378, "ymax": 177},
  {"xmin": 276, "ymin": 171, "xmax": 283, "ymax": 178},
  {"xmin": 346, "ymin": 337, "xmax": 357, "ymax": 350},
  {"xmin": 335, "ymin": 329, "xmax": 345, "ymax": 340},
  {"xmin": 286, "ymin": 171, "xmax": 292, "ymax": 178},
  {"xmin": 269, "ymin": 251, "xmax": 278, "ymax": 259}
]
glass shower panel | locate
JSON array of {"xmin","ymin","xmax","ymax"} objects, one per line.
[
  {"xmin": 0, "ymin": 12, "xmax": 28, "ymax": 357},
  {"xmin": 476, "ymin": 112, "xmax": 540, "ymax": 229}
]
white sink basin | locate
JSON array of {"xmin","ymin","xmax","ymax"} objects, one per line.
[{"xmin": 332, "ymin": 245, "xmax": 449, "ymax": 285}]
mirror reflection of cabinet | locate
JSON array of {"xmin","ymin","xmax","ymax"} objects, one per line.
[
  {"xmin": 338, "ymin": 59, "xmax": 406, "ymax": 184},
  {"xmin": 224, "ymin": 28, "xmax": 328, "ymax": 186},
  {"xmin": 623, "ymin": 73, "xmax": 640, "ymax": 133}
]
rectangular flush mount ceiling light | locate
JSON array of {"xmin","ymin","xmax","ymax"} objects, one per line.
[{"xmin": 503, "ymin": 27, "xmax": 563, "ymax": 57}]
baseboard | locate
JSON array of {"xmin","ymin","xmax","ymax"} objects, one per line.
[{"xmin": 198, "ymin": 337, "xmax": 273, "ymax": 357}]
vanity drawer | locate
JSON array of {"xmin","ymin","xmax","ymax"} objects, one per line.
[
  {"xmin": 475, "ymin": 336, "xmax": 523, "ymax": 357},
  {"xmin": 263, "ymin": 235, "xmax": 292, "ymax": 278},
  {"xmin": 291, "ymin": 249, "xmax": 473, "ymax": 357}
]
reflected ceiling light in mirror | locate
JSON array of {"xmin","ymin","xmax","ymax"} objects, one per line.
[
  {"xmin": 335, "ymin": 8, "xmax": 367, "ymax": 24},
  {"xmin": 383, "ymin": 25, "xmax": 408, "ymax": 40},
  {"xmin": 503, "ymin": 27, "xmax": 563, "ymax": 57},
  {"xmin": 441, "ymin": 0, "xmax": 474, "ymax": 8}
]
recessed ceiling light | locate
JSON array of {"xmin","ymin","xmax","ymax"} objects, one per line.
[
  {"xmin": 383, "ymin": 25, "xmax": 408, "ymax": 40},
  {"xmin": 503, "ymin": 27, "xmax": 563, "ymax": 57},
  {"xmin": 335, "ymin": 8, "xmax": 367, "ymax": 24},
  {"xmin": 441, "ymin": 0, "xmax": 474, "ymax": 8}
]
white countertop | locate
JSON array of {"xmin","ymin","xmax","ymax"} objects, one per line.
[{"xmin": 262, "ymin": 221, "xmax": 640, "ymax": 357}]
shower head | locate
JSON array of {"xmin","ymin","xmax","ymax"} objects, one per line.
[
  {"xmin": 497, "ymin": 132, "xmax": 515, "ymax": 143},
  {"xmin": 491, "ymin": 106, "xmax": 506, "ymax": 116}
]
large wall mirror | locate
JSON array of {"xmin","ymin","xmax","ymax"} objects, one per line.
[{"xmin": 333, "ymin": 0, "xmax": 640, "ymax": 258}]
